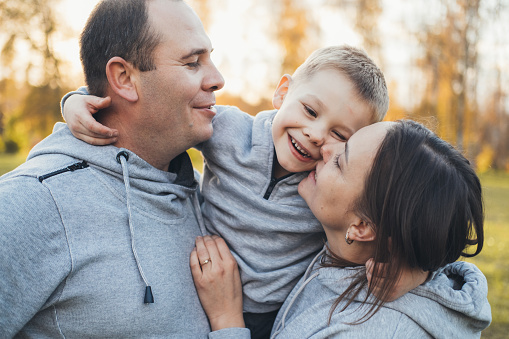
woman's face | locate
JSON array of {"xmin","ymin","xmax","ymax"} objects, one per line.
[{"xmin": 298, "ymin": 122, "xmax": 393, "ymax": 230}]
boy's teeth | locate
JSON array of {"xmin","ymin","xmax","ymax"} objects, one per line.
[{"xmin": 291, "ymin": 137, "xmax": 310, "ymax": 157}]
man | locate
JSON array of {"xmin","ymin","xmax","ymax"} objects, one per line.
[{"xmin": 0, "ymin": 0, "xmax": 248, "ymax": 337}]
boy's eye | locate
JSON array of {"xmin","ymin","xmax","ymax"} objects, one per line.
[
  {"xmin": 333, "ymin": 131, "xmax": 347, "ymax": 142},
  {"xmin": 304, "ymin": 105, "xmax": 317, "ymax": 117}
]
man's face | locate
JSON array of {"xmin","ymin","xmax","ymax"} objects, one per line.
[{"xmin": 138, "ymin": 0, "xmax": 224, "ymax": 155}]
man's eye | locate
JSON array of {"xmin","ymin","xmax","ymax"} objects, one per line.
[
  {"xmin": 305, "ymin": 106, "xmax": 317, "ymax": 117},
  {"xmin": 186, "ymin": 62, "xmax": 200, "ymax": 68}
]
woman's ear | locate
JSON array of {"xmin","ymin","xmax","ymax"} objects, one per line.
[
  {"xmin": 106, "ymin": 56, "xmax": 139, "ymax": 103},
  {"xmin": 347, "ymin": 219, "xmax": 376, "ymax": 242},
  {"xmin": 272, "ymin": 74, "xmax": 292, "ymax": 109}
]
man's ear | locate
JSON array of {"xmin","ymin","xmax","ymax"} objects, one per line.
[
  {"xmin": 347, "ymin": 218, "xmax": 376, "ymax": 242},
  {"xmin": 272, "ymin": 74, "xmax": 292, "ymax": 109},
  {"xmin": 106, "ymin": 56, "xmax": 139, "ymax": 102}
]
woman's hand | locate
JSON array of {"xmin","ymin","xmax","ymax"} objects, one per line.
[
  {"xmin": 190, "ymin": 235, "xmax": 245, "ymax": 331},
  {"xmin": 63, "ymin": 94, "xmax": 117, "ymax": 145}
]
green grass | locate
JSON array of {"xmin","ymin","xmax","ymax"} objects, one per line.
[
  {"xmin": 466, "ymin": 171, "xmax": 509, "ymax": 338},
  {"xmin": 0, "ymin": 154, "xmax": 508, "ymax": 337},
  {"xmin": 0, "ymin": 153, "xmax": 26, "ymax": 176}
]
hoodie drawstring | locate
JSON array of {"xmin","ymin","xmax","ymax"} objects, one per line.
[
  {"xmin": 271, "ymin": 247, "xmax": 326, "ymax": 338},
  {"xmin": 116, "ymin": 151, "xmax": 154, "ymax": 304}
]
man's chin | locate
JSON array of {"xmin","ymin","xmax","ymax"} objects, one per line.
[{"xmin": 195, "ymin": 125, "xmax": 214, "ymax": 144}]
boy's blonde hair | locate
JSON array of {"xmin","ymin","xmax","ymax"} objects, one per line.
[{"xmin": 292, "ymin": 45, "xmax": 389, "ymax": 123}]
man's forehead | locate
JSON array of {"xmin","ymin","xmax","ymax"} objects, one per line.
[{"xmin": 148, "ymin": 0, "xmax": 211, "ymax": 51}]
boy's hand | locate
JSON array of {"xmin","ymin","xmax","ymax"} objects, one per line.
[
  {"xmin": 63, "ymin": 94, "xmax": 117, "ymax": 145},
  {"xmin": 190, "ymin": 235, "xmax": 245, "ymax": 331},
  {"xmin": 366, "ymin": 258, "xmax": 429, "ymax": 302}
]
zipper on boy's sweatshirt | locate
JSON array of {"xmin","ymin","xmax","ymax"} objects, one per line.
[
  {"xmin": 38, "ymin": 161, "xmax": 89, "ymax": 182},
  {"xmin": 263, "ymin": 177, "xmax": 279, "ymax": 199}
]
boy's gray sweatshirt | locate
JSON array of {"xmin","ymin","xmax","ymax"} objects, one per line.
[
  {"xmin": 270, "ymin": 249, "xmax": 492, "ymax": 338},
  {"xmin": 197, "ymin": 106, "xmax": 325, "ymax": 313},
  {"xmin": 0, "ymin": 123, "xmax": 249, "ymax": 338}
]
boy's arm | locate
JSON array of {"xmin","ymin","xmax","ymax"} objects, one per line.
[
  {"xmin": 61, "ymin": 87, "xmax": 117, "ymax": 145},
  {"xmin": 366, "ymin": 258, "xmax": 429, "ymax": 301}
]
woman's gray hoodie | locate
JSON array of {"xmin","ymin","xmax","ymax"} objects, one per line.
[
  {"xmin": 0, "ymin": 123, "xmax": 247, "ymax": 338},
  {"xmin": 269, "ymin": 249, "xmax": 492, "ymax": 338}
]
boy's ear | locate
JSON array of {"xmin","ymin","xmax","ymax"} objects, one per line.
[
  {"xmin": 105, "ymin": 56, "xmax": 139, "ymax": 102},
  {"xmin": 272, "ymin": 74, "xmax": 292, "ymax": 109},
  {"xmin": 347, "ymin": 218, "xmax": 376, "ymax": 242}
]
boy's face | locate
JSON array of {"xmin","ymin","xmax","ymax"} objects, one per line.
[{"xmin": 271, "ymin": 69, "xmax": 373, "ymax": 177}]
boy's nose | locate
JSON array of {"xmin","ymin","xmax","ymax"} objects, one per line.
[{"xmin": 305, "ymin": 128, "xmax": 325, "ymax": 146}]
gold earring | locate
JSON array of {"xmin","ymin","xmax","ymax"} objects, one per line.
[{"xmin": 345, "ymin": 231, "xmax": 354, "ymax": 245}]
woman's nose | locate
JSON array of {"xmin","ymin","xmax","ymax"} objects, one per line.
[
  {"xmin": 320, "ymin": 144, "xmax": 334, "ymax": 163},
  {"xmin": 320, "ymin": 142, "xmax": 345, "ymax": 163}
]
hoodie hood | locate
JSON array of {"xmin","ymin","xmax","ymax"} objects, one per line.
[
  {"xmin": 27, "ymin": 123, "xmax": 198, "ymax": 205},
  {"xmin": 317, "ymin": 260, "xmax": 491, "ymax": 338},
  {"xmin": 272, "ymin": 248, "xmax": 491, "ymax": 339}
]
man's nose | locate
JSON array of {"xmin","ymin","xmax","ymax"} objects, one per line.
[{"xmin": 205, "ymin": 62, "xmax": 225, "ymax": 91}]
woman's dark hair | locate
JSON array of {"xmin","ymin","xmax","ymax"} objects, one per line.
[
  {"xmin": 323, "ymin": 120, "xmax": 484, "ymax": 323},
  {"xmin": 80, "ymin": 0, "xmax": 166, "ymax": 96}
]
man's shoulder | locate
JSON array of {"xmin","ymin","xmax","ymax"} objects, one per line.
[
  {"xmin": 0, "ymin": 166, "xmax": 62, "ymax": 226},
  {"xmin": 2, "ymin": 153, "xmax": 84, "ymax": 182},
  {"xmin": 214, "ymin": 105, "xmax": 253, "ymax": 124},
  {"xmin": 213, "ymin": 106, "xmax": 276, "ymax": 131}
]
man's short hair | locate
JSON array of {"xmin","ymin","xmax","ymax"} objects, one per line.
[
  {"xmin": 80, "ymin": 0, "xmax": 174, "ymax": 96},
  {"xmin": 292, "ymin": 45, "xmax": 389, "ymax": 122}
]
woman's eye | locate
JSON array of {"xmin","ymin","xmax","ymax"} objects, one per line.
[
  {"xmin": 305, "ymin": 106, "xmax": 317, "ymax": 117},
  {"xmin": 333, "ymin": 153, "xmax": 341, "ymax": 169}
]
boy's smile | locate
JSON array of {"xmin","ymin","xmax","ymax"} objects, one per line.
[{"xmin": 271, "ymin": 69, "xmax": 373, "ymax": 178}]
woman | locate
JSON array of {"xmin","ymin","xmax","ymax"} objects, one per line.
[{"xmin": 190, "ymin": 120, "xmax": 491, "ymax": 338}]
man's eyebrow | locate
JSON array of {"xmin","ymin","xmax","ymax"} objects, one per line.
[{"xmin": 181, "ymin": 48, "xmax": 212, "ymax": 60}]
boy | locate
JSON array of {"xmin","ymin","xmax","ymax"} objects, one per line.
[{"xmin": 63, "ymin": 46, "xmax": 405, "ymax": 338}]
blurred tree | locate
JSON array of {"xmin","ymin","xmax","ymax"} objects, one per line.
[
  {"xmin": 327, "ymin": 0, "xmax": 384, "ymax": 66},
  {"xmin": 385, "ymin": 81, "xmax": 409, "ymax": 121},
  {"xmin": 1, "ymin": 0, "xmax": 63, "ymax": 86},
  {"xmin": 414, "ymin": 0, "xmax": 481, "ymax": 159},
  {"xmin": 479, "ymin": 67, "xmax": 509, "ymax": 171},
  {"xmin": 270, "ymin": 0, "xmax": 319, "ymax": 76},
  {"xmin": 0, "ymin": 0, "xmax": 68, "ymax": 152}
]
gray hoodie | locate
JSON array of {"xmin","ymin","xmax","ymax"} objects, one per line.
[
  {"xmin": 197, "ymin": 106, "xmax": 325, "ymax": 313},
  {"xmin": 270, "ymin": 249, "xmax": 492, "ymax": 338},
  {"xmin": 0, "ymin": 123, "xmax": 248, "ymax": 338}
]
